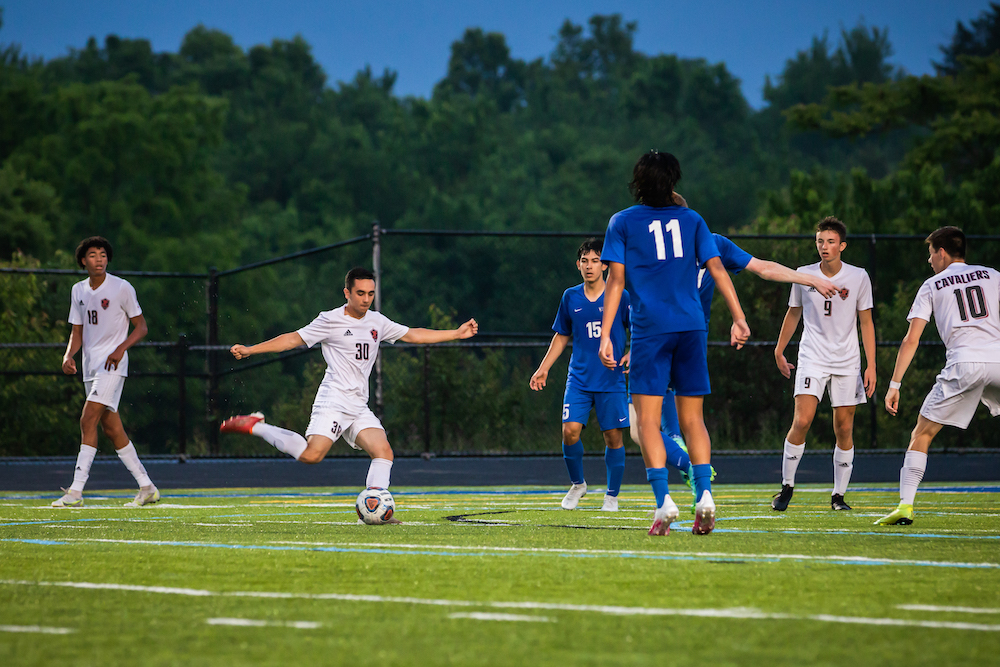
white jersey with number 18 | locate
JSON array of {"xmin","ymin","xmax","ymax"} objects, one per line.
[
  {"xmin": 68, "ymin": 274, "xmax": 143, "ymax": 381},
  {"xmin": 907, "ymin": 263, "xmax": 1000, "ymax": 366}
]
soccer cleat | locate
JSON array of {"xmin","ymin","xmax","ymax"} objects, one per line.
[
  {"xmin": 648, "ymin": 496, "xmax": 680, "ymax": 536},
  {"xmin": 219, "ymin": 412, "xmax": 265, "ymax": 435},
  {"xmin": 601, "ymin": 494, "xmax": 619, "ymax": 512},
  {"xmin": 875, "ymin": 504, "xmax": 914, "ymax": 526},
  {"xmin": 51, "ymin": 488, "xmax": 83, "ymax": 508},
  {"xmin": 831, "ymin": 493, "xmax": 852, "ymax": 511},
  {"xmin": 560, "ymin": 482, "xmax": 587, "ymax": 510},
  {"xmin": 771, "ymin": 484, "xmax": 794, "ymax": 511},
  {"xmin": 692, "ymin": 490, "xmax": 716, "ymax": 535},
  {"xmin": 124, "ymin": 485, "xmax": 160, "ymax": 508}
]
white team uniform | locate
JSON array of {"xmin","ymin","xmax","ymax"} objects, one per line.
[
  {"xmin": 296, "ymin": 306, "xmax": 409, "ymax": 448},
  {"xmin": 788, "ymin": 262, "xmax": 873, "ymax": 407},
  {"xmin": 908, "ymin": 263, "xmax": 1000, "ymax": 428},
  {"xmin": 68, "ymin": 274, "xmax": 142, "ymax": 412}
]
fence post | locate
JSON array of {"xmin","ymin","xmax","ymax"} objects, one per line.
[
  {"xmin": 423, "ymin": 346, "xmax": 431, "ymax": 456},
  {"xmin": 177, "ymin": 333, "xmax": 188, "ymax": 460},
  {"xmin": 372, "ymin": 221, "xmax": 384, "ymax": 421},
  {"xmin": 206, "ymin": 267, "xmax": 220, "ymax": 455},
  {"xmin": 868, "ymin": 235, "xmax": 878, "ymax": 449}
]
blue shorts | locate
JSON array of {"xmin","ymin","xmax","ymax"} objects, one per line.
[
  {"xmin": 629, "ymin": 331, "xmax": 711, "ymax": 397},
  {"xmin": 562, "ymin": 383, "xmax": 629, "ymax": 431}
]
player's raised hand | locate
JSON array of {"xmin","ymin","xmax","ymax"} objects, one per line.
[
  {"xmin": 863, "ymin": 366, "xmax": 877, "ymax": 398},
  {"xmin": 457, "ymin": 318, "xmax": 478, "ymax": 339},
  {"xmin": 529, "ymin": 368, "xmax": 548, "ymax": 391},
  {"xmin": 61, "ymin": 356, "xmax": 77, "ymax": 375},
  {"xmin": 813, "ymin": 276, "xmax": 838, "ymax": 299},
  {"xmin": 599, "ymin": 337, "xmax": 616, "ymax": 369},
  {"xmin": 730, "ymin": 319, "xmax": 751, "ymax": 350},
  {"xmin": 775, "ymin": 353, "xmax": 794, "ymax": 379},
  {"xmin": 885, "ymin": 387, "xmax": 900, "ymax": 416},
  {"xmin": 230, "ymin": 344, "xmax": 251, "ymax": 360}
]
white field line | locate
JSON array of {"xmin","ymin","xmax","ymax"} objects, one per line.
[
  {"xmin": 898, "ymin": 604, "xmax": 1000, "ymax": 614},
  {"xmin": 3, "ymin": 579, "xmax": 999, "ymax": 632},
  {"xmin": 206, "ymin": 618, "xmax": 320, "ymax": 629},
  {"xmin": 448, "ymin": 612, "xmax": 553, "ymax": 622},
  {"xmin": 0, "ymin": 624, "xmax": 75, "ymax": 634}
]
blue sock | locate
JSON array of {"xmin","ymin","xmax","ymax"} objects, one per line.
[
  {"xmin": 562, "ymin": 441, "xmax": 585, "ymax": 485},
  {"xmin": 646, "ymin": 467, "xmax": 670, "ymax": 508},
  {"xmin": 692, "ymin": 463, "xmax": 713, "ymax": 504},
  {"xmin": 663, "ymin": 436, "xmax": 690, "ymax": 471},
  {"xmin": 604, "ymin": 447, "xmax": 626, "ymax": 497}
]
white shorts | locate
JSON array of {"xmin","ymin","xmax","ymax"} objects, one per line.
[
  {"xmin": 305, "ymin": 385, "xmax": 384, "ymax": 450},
  {"xmin": 84, "ymin": 374, "xmax": 126, "ymax": 412},
  {"xmin": 794, "ymin": 369, "xmax": 866, "ymax": 407},
  {"xmin": 920, "ymin": 362, "xmax": 1000, "ymax": 429}
]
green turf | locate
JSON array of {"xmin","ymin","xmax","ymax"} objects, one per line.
[{"xmin": 1, "ymin": 483, "xmax": 998, "ymax": 666}]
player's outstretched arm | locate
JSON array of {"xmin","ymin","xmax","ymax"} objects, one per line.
[
  {"xmin": 105, "ymin": 314, "xmax": 148, "ymax": 371},
  {"xmin": 744, "ymin": 258, "xmax": 837, "ymax": 299},
  {"xmin": 62, "ymin": 324, "xmax": 83, "ymax": 375},
  {"xmin": 530, "ymin": 334, "xmax": 570, "ymax": 391},
  {"xmin": 774, "ymin": 306, "xmax": 803, "ymax": 379},
  {"xmin": 859, "ymin": 308, "xmax": 877, "ymax": 398},
  {"xmin": 885, "ymin": 318, "xmax": 927, "ymax": 416},
  {"xmin": 706, "ymin": 257, "xmax": 750, "ymax": 349},
  {"xmin": 400, "ymin": 318, "xmax": 479, "ymax": 344},
  {"xmin": 599, "ymin": 262, "xmax": 626, "ymax": 369},
  {"xmin": 231, "ymin": 332, "xmax": 306, "ymax": 360}
]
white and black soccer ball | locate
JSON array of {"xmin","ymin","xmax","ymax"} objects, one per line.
[{"xmin": 355, "ymin": 487, "xmax": 395, "ymax": 525}]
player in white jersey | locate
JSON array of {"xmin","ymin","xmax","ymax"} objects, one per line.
[
  {"xmin": 771, "ymin": 217, "xmax": 877, "ymax": 512},
  {"xmin": 52, "ymin": 237, "xmax": 160, "ymax": 508},
  {"xmin": 220, "ymin": 267, "xmax": 478, "ymax": 521},
  {"xmin": 877, "ymin": 227, "xmax": 1000, "ymax": 525}
]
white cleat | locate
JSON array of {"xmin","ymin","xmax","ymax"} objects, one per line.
[
  {"xmin": 601, "ymin": 494, "xmax": 619, "ymax": 512},
  {"xmin": 124, "ymin": 485, "xmax": 160, "ymax": 508},
  {"xmin": 648, "ymin": 495, "xmax": 680, "ymax": 536},
  {"xmin": 561, "ymin": 482, "xmax": 587, "ymax": 509},
  {"xmin": 51, "ymin": 488, "xmax": 83, "ymax": 508},
  {"xmin": 693, "ymin": 490, "xmax": 716, "ymax": 535}
]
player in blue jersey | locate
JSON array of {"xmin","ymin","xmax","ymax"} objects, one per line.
[
  {"xmin": 530, "ymin": 238, "xmax": 632, "ymax": 511},
  {"xmin": 599, "ymin": 150, "xmax": 751, "ymax": 536}
]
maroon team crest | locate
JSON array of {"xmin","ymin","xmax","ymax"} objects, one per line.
[
  {"xmin": 370, "ymin": 329, "xmax": 378, "ymax": 342},
  {"xmin": 838, "ymin": 288, "xmax": 850, "ymax": 301},
  {"xmin": 100, "ymin": 298, "xmax": 110, "ymax": 310}
]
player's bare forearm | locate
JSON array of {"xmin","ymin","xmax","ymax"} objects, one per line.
[
  {"xmin": 530, "ymin": 334, "xmax": 569, "ymax": 391},
  {"xmin": 599, "ymin": 264, "xmax": 625, "ymax": 368},
  {"xmin": 62, "ymin": 325, "xmax": 83, "ymax": 374},
  {"xmin": 401, "ymin": 318, "xmax": 479, "ymax": 344},
  {"xmin": 774, "ymin": 307, "xmax": 801, "ymax": 357},
  {"xmin": 859, "ymin": 309, "xmax": 877, "ymax": 371},
  {"xmin": 746, "ymin": 259, "xmax": 837, "ymax": 298},
  {"xmin": 706, "ymin": 258, "xmax": 750, "ymax": 348},
  {"xmin": 231, "ymin": 332, "xmax": 306, "ymax": 360},
  {"xmin": 105, "ymin": 315, "xmax": 149, "ymax": 371},
  {"xmin": 891, "ymin": 319, "xmax": 926, "ymax": 384}
]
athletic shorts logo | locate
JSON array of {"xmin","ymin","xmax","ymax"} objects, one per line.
[
  {"xmin": 838, "ymin": 288, "xmax": 850, "ymax": 300},
  {"xmin": 370, "ymin": 329, "xmax": 378, "ymax": 342},
  {"xmin": 101, "ymin": 298, "xmax": 110, "ymax": 310}
]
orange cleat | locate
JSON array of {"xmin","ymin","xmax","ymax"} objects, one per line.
[{"xmin": 220, "ymin": 412, "xmax": 265, "ymax": 435}]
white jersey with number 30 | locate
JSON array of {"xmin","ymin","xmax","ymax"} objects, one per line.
[
  {"xmin": 908, "ymin": 263, "xmax": 1000, "ymax": 366},
  {"xmin": 296, "ymin": 306, "xmax": 409, "ymax": 412},
  {"xmin": 789, "ymin": 262, "xmax": 873, "ymax": 375}
]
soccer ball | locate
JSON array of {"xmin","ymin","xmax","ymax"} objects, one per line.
[{"xmin": 355, "ymin": 487, "xmax": 395, "ymax": 525}]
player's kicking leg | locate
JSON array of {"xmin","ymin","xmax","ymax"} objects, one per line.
[
  {"xmin": 875, "ymin": 416, "xmax": 942, "ymax": 526},
  {"xmin": 772, "ymin": 393, "xmax": 820, "ymax": 511}
]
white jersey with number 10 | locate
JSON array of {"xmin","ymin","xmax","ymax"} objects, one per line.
[{"xmin": 907, "ymin": 263, "xmax": 1000, "ymax": 366}]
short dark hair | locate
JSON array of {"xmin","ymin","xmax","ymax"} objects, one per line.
[
  {"xmin": 345, "ymin": 267, "xmax": 376, "ymax": 290},
  {"xmin": 816, "ymin": 216, "xmax": 847, "ymax": 243},
  {"xmin": 75, "ymin": 236, "xmax": 113, "ymax": 267},
  {"xmin": 926, "ymin": 226, "xmax": 966, "ymax": 259},
  {"xmin": 629, "ymin": 150, "xmax": 682, "ymax": 208},
  {"xmin": 577, "ymin": 237, "xmax": 603, "ymax": 261}
]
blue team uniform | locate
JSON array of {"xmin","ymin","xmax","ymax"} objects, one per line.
[
  {"xmin": 553, "ymin": 284, "xmax": 631, "ymax": 430},
  {"xmin": 602, "ymin": 205, "xmax": 720, "ymax": 397}
]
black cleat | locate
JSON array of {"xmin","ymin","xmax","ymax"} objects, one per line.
[
  {"xmin": 831, "ymin": 494, "xmax": 852, "ymax": 511},
  {"xmin": 771, "ymin": 484, "xmax": 794, "ymax": 511}
]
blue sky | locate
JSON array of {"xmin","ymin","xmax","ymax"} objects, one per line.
[{"xmin": 1, "ymin": 1, "xmax": 990, "ymax": 107}]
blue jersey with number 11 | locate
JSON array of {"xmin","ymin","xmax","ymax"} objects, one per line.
[
  {"xmin": 602, "ymin": 205, "xmax": 720, "ymax": 339},
  {"xmin": 553, "ymin": 285, "xmax": 631, "ymax": 392}
]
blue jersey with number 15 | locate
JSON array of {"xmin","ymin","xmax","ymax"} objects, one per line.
[
  {"xmin": 602, "ymin": 205, "xmax": 720, "ymax": 339},
  {"xmin": 553, "ymin": 285, "xmax": 631, "ymax": 392}
]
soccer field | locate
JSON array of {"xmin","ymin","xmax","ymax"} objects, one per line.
[{"xmin": 1, "ymin": 484, "xmax": 998, "ymax": 666}]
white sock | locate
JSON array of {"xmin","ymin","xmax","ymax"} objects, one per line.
[
  {"xmin": 117, "ymin": 442, "xmax": 152, "ymax": 488},
  {"xmin": 366, "ymin": 458, "xmax": 393, "ymax": 489},
  {"xmin": 782, "ymin": 440, "xmax": 805, "ymax": 486},
  {"xmin": 832, "ymin": 446, "xmax": 855, "ymax": 495},
  {"xmin": 900, "ymin": 450, "xmax": 928, "ymax": 505},
  {"xmin": 69, "ymin": 445, "xmax": 98, "ymax": 493},
  {"xmin": 251, "ymin": 423, "xmax": 307, "ymax": 460}
]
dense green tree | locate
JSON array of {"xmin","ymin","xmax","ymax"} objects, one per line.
[{"xmin": 936, "ymin": 2, "xmax": 1000, "ymax": 75}]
